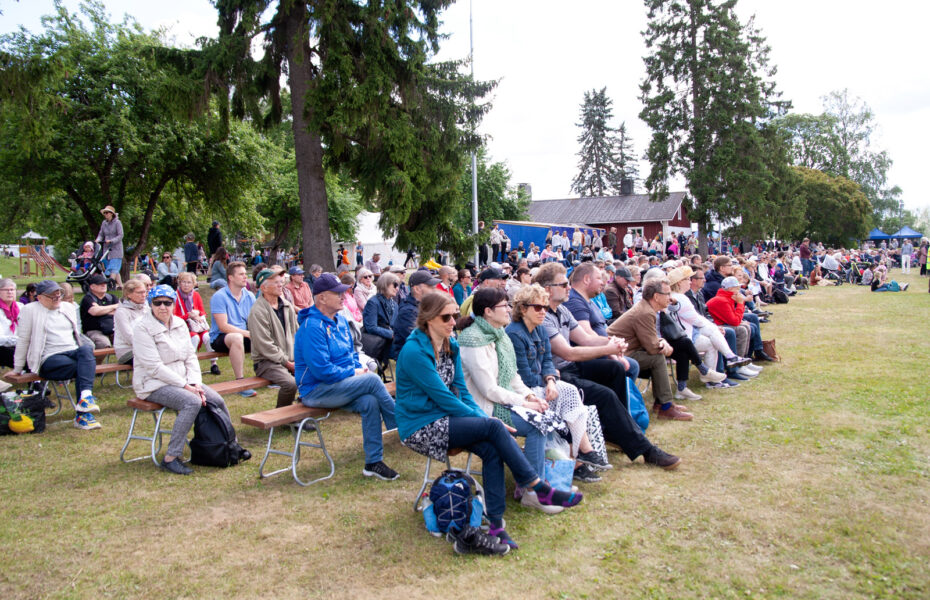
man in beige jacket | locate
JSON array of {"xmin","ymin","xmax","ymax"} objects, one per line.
[{"xmin": 248, "ymin": 269, "xmax": 298, "ymax": 408}]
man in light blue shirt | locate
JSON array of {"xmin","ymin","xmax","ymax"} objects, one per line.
[{"xmin": 209, "ymin": 261, "xmax": 257, "ymax": 397}]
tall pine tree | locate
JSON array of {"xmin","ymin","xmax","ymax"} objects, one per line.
[
  {"xmin": 571, "ymin": 88, "xmax": 622, "ymax": 197},
  {"xmin": 206, "ymin": 1, "xmax": 495, "ymax": 269},
  {"xmin": 615, "ymin": 122, "xmax": 639, "ymax": 191},
  {"xmin": 639, "ymin": 0, "xmax": 788, "ymax": 253}
]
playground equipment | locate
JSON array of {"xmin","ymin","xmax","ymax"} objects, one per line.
[{"xmin": 18, "ymin": 231, "xmax": 70, "ymax": 277}]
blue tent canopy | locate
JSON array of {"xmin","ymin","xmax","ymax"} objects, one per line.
[
  {"xmin": 867, "ymin": 228, "xmax": 890, "ymax": 240},
  {"xmin": 891, "ymin": 225, "xmax": 923, "ymax": 239}
]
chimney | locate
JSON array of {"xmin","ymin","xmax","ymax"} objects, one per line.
[{"xmin": 620, "ymin": 179, "xmax": 634, "ymax": 196}]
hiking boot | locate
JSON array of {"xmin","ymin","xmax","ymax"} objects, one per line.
[
  {"xmin": 656, "ymin": 404, "xmax": 693, "ymax": 421},
  {"xmin": 75, "ymin": 396, "xmax": 100, "ymax": 413},
  {"xmin": 572, "ymin": 464, "xmax": 602, "ymax": 483},
  {"xmin": 725, "ymin": 355, "xmax": 752, "ymax": 369},
  {"xmin": 362, "ymin": 461, "xmax": 399, "ymax": 481},
  {"xmin": 160, "ymin": 458, "xmax": 193, "ymax": 475},
  {"xmin": 74, "ymin": 412, "xmax": 101, "ymax": 430},
  {"xmin": 576, "ymin": 450, "xmax": 612, "ymax": 470},
  {"xmin": 209, "ymin": 364, "xmax": 221, "ymax": 376},
  {"xmin": 644, "ymin": 447, "xmax": 682, "ymax": 470},
  {"xmin": 520, "ymin": 490, "xmax": 564, "ymax": 514},
  {"xmin": 450, "ymin": 526, "xmax": 510, "ymax": 556},
  {"xmin": 675, "ymin": 387, "xmax": 702, "ymax": 401}
]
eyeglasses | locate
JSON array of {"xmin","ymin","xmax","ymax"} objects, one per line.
[
  {"xmin": 526, "ymin": 303, "xmax": 547, "ymax": 312},
  {"xmin": 42, "ymin": 292, "xmax": 63, "ymax": 300},
  {"xmin": 654, "ymin": 291, "xmax": 670, "ymax": 296},
  {"xmin": 151, "ymin": 299, "xmax": 173, "ymax": 307},
  {"xmin": 545, "ymin": 281, "xmax": 569, "ymax": 288},
  {"xmin": 438, "ymin": 312, "xmax": 457, "ymax": 322},
  {"xmin": 163, "ymin": 256, "xmax": 171, "ymax": 259},
  {"xmin": 494, "ymin": 302, "xmax": 510, "ymax": 310}
]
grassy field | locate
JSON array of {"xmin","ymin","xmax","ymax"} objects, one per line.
[{"xmin": 1, "ymin": 271, "xmax": 928, "ymax": 599}]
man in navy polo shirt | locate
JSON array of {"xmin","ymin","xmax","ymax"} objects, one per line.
[{"xmin": 209, "ymin": 260, "xmax": 257, "ymax": 397}]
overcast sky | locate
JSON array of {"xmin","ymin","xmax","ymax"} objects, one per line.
[{"xmin": 3, "ymin": 0, "xmax": 927, "ymax": 211}]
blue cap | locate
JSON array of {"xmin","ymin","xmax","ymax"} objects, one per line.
[{"xmin": 147, "ymin": 284, "xmax": 177, "ymax": 304}]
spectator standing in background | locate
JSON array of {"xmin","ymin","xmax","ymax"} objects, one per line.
[{"xmin": 207, "ymin": 221, "xmax": 223, "ymax": 256}]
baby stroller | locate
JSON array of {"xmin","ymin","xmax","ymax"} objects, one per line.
[{"xmin": 66, "ymin": 243, "xmax": 116, "ymax": 294}]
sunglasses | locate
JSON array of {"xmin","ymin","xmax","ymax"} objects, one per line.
[
  {"xmin": 525, "ymin": 303, "xmax": 547, "ymax": 312},
  {"xmin": 392, "ymin": 282, "xmax": 400, "ymax": 288},
  {"xmin": 42, "ymin": 292, "xmax": 63, "ymax": 300},
  {"xmin": 151, "ymin": 299, "xmax": 173, "ymax": 307},
  {"xmin": 438, "ymin": 312, "xmax": 457, "ymax": 322},
  {"xmin": 163, "ymin": 256, "xmax": 171, "ymax": 259}
]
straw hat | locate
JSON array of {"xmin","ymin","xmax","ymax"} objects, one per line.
[
  {"xmin": 667, "ymin": 266, "xmax": 694, "ymax": 287},
  {"xmin": 100, "ymin": 205, "xmax": 118, "ymax": 216}
]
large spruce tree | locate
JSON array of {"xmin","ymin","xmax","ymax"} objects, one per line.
[
  {"xmin": 639, "ymin": 0, "xmax": 788, "ymax": 253},
  {"xmin": 571, "ymin": 87, "xmax": 625, "ymax": 197},
  {"xmin": 207, "ymin": 1, "xmax": 494, "ymax": 269}
]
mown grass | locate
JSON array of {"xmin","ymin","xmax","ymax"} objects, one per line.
[{"xmin": 1, "ymin": 271, "xmax": 928, "ymax": 599}]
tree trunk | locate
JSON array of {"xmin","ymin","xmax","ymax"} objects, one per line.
[{"xmin": 283, "ymin": 1, "xmax": 334, "ymax": 272}]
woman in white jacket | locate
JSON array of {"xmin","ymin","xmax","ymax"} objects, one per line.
[
  {"xmin": 132, "ymin": 285, "xmax": 232, "ymax": 475},
  {"xmin": 113, "ymin": 279, "xmax": 149, "ymax": 364}
]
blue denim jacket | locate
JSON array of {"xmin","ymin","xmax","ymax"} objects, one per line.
[{"xmin": 505, "ymin": 320, "xmax": 558, "ymax": 388}]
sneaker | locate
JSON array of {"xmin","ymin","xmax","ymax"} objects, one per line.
[
  {"xmin": 450, "ymin": 526, "xmax": 510, "ymax": 556},
  {"xmin": 238, "ymin": 389, "xmax": 258, "ymax": 398},
  {"xmin": 725, "ymin": 355, "xmax": 752, "ymax": 369},
  {"xmin": 74, "ymin": 412, "xmax": 101, "ymax": 430},
  {"xmin": 572, "ymin": 464, "xmax": 602, "ymax": 483},
  {"xmin": 209, "ymin": 364, "xmax": 221, "ymax": 376},
  {"xmin": 267, "ymin": 384, "xmax": 281, "ymax": 389},
  {"xmin": 901, "ymin": 283, "xmax": 909, "ymax": 291},
  {"xmin": 520, "ymin": 490, "xmax": 564, "ymax": 514},
  {"xmin": 487, "ymin": 526, "xmax": 519, "ymax": 550},
  {"xmin": 644, "ymin": 447, "xmax": 682, "ymax": 470},
  {"xmin": 160, "ymin": 458, "xmax": 193, "ymax": 475},
  {"xmin": 75, "ymin": 396, "xmax": 100, "ymax": 413},
  {"xmin": 722, "ymin": 378, "xmax": 740, "ymax": 388},
  {"xmin": 363, "ymin": 461, "xmax": 400, "ymax": 481},
  {"xmin": 576, "ymin": 450, "xmax": 612, "ymax": 470},
  {"xmin": 675, "ymin": 387, "xmax": 702, "ymax": 401},
  {"xmin": 737, "ymin": 366, "xmax": 759, "ymax": 378},
  {"xmin": 705, "ymin": 381, "xmax": 730, "ymax": 389},
  {"xmin": 727, "ymin": 370, "xmax": 749, "ymax": 381},
  {"xmin": 743, "ymin": 363, "xmax": 763, "ymax": 373},
  {"xmin": 698, "ymin": 369, "xmax": 727, "ymax": 383}
]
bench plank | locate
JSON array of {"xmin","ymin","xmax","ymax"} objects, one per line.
[
  {"xmin": 127, "ymin": 397, "xmax": 164, "ymax": 412},
  {"xmin": 241, "ymin": 404, "xmax": 330, "ymax": 429},
  {"xmin": 209, "ymin": 377, "xmax": 271, "ymax": 396}
]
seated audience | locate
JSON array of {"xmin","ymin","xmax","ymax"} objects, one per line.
[
  {"xmin": 113, "ymin": 279, "xmax": 149, "ymax": 364},
  {"xmin": 209, "ymin": 247, "xmax": 229, "ymax": 290},
  {"xmin": 80, "ymin": 274, "xmax": 118, "ymax": 353},
  {"xmin": 0, "ymin": 279, "xmax": 21, "ymax": 368},
  {"xmin": 248, "ymin": 269, "xmax": 299, "ymax": 408},
  {"xmin": 208, "ymin": 261, "xmax": 257, "ymax": 397},
  {"xmin": 452, "ymin": 269, "xmax": 472, "ymax": 305},
  {"xmin": 156, "ymin": 251, "xmax": 179, "ymax": 287},
  {"xmin": 391, "ymin": 270, "xmax": 440, "ymax": 360},
  {"xmin": 362, "ymin": 271, "xmax": 399, "ymax": 365},
  {"xmin": 283, "ymin": 266, "xmax": 313, "ymax": 310}
]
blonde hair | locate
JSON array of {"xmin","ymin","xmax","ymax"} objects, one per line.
[
  {"xmin": 512, "ymin": 284, "xmax": 549, "ymax": 322},
  {"xmin": 122, "ymin": 279, "xmax": 146, "ymax": 296},
  {"xmin": 177, "ymin": 271, "xmax": 197, "ymax": 285}
]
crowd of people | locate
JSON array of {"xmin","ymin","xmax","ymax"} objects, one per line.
[{"xmin": 4, "ymin": 209, "xmax": 928, "ymax": 556}]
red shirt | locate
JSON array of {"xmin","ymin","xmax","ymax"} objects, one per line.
[
  {"xmin": 436, "ymin": 282, "xmax": 454, "ymax": 297},
  {"xmin": 173, "ymin": 291, "xmax": 206, "ymax": 337}
]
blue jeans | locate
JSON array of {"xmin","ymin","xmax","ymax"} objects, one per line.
[
  {"xmin": 38, "ymin": 345, "xmax": 95, "ymax": 400},
  {"xmin": 719, "ymin": 327, "xmax": 738, "ymax": 372},
  {"xmin": 448, "ymin": 416, "xmax": 538, "ymax": 521},
  {"xmin": 509, "ymin": 411, "xmax": 545, "ymax": 478},
  {"xmin": 744, "ymin": 317, "xmax": 763, "ymax": 352},
  {"xmin": 801, "ymin": 258, "xmax": 813, "ymax": 277},
  {"xmin": 300, "ymin": 373, "xmax": 396, "ymax": 464}
]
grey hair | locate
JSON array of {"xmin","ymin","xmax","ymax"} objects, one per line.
[
  {"xmin": 375, "ymin": 271, "xmax": 399, "ymax": 295},
  {"xmin": 642, "ymin": 278, "xmax": 669, "ymax": 301}
]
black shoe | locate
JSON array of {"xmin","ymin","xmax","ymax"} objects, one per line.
[
  {"xmin": 209, "ymin": 364, "xmax": 221, "ymax": 376},
  {"xmin": 644, "ymin": 447, "xmax": 682, "ymax": 470},
  {"xmin": 239, "ymin": 448, "xmax": 252, "ymax": 462},
  {"xmin": 573, "ymin": 464, "xmax": 602, "ymax": 483},
  {"xmin": 754, "ymin": 350, "xmax": 775, "ymax": 362},
  {"xmin": 725, "ymin": 355, "xmax": 752, "ymax": 369},
  {"xmin": 576, "ymin": 450, "xmax": 612, "ymax": 471},
  {"xmin": 160, "ymin": 458, "xmax": 193, "ymax": 475},
  {"xmin": 758, "ymin": 317, "xmax": 771, "ymax": 323},
  {"xmin": 363, "ymin": 461, "xmax": 399, "ymax": 481},
  {"xmin": 450, "ymin": 526, "xmax": 510, "ymax": 556}
]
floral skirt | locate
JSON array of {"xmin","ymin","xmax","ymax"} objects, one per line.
[{"xmin": 401, "ymin": 416, "xmax": 450, "ymax": 461}]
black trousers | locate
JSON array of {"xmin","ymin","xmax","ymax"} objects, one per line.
[
  {"xmin": 560, "ymin": 359, "xmax": 653, "ymax": 460},
  {"xmin": 667, "ymin": 336, "xmax": 703, "ymax": 382}
]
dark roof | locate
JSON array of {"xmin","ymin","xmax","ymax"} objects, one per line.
[{"xmin": 528, "ymin": 192, "xmax": 687, "ymax": 225}]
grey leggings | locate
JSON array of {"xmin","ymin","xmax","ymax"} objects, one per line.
[{"xmin": 146, "ymin": 385, "xmax": 230, "ymax": 458}]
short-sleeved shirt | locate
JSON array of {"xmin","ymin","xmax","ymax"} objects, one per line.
[
  {"xmin": 563, "ymin": 288, "xmax": 608, "ymax": 337},
  {"xmin": 209, "ymin": 286, "xmax": 256, "ymax": 343},
  {"xmin": 543, "ymin": 305, "xmax": 578, "ymax": 370},
  {"xmin": 80, "ymin": 292, "xmax": 117, "ymax": 335}
]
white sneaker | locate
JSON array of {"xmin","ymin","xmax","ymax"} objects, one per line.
[
  {"xmin": 520, "ymin": 490, "xmax": 564, "ymax": 514},
  {"xmin": 737, "ymin": 366, "xmax": 759, "ymax": 378},
  {"xmin": 744, "ymin": 363, "xmax": 763, "ymax": 373},
  {"xmin": 675, "ymin": 387, "xmax": 703, "ymax": 401},
  {"xmin": 699, "ymin": 369, "xmax": 727, "ymax": 383}
]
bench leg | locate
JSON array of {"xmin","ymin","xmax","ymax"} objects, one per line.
[
  {"xmin": 256, "ymin": 414, "xmax": 335, "ymax": 486},
  {"xmin": 119, "ymin": 408, "xmax": 183, "ymax": 466},
  {"xmin": 114, "ymin": 368, "xmax": 130, "ymax": 389},
  {"xmin": 51, "ymin": 381, "xmax": 76, "ymax": 414}
]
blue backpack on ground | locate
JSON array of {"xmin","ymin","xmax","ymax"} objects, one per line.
[{"xmin": 423, "ymin": 470, "xmax": 484, "ymax": 536}]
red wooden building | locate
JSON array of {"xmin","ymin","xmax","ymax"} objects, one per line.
[{"xmin": 527, "ymin": 192, "xmax": 692, "ymax": 254}]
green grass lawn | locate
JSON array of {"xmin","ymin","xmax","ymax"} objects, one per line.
[{"xmin": 1, "ymin": 271, "xmax": 928, "ymax": 599}]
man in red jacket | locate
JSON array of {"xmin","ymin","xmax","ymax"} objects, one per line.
[{"xmin": 706, "ymin": 277, "xmax": 770, "ymax": 361}]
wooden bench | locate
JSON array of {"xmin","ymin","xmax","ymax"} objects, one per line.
[{"xmin": 240, "ymin": 404, "xmax": 336, "ymax": 486}]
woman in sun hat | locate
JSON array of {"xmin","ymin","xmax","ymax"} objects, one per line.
[{"xmin": 96, "ymin": 205, "xmax": 125, "ymax": 289}]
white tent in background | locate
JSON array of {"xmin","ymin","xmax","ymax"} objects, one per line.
[
  {"xmin": 333, "ymin": 211, "xmax": 407, "ymax": 266},
  {"xmin": 21, "ymin": 230, "xmax": 47, "ymax": 240}
]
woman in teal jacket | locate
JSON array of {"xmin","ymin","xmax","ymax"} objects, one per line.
[{"xmin": 396, "ymin": 292, "xmax": 582, "ymax": 552}]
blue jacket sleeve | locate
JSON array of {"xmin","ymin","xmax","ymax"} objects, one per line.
[
  {"xmin": 408, "ymin": 344, "xmax": 485, "ymax": 419},
  {"xmin": 539, "ymin": 332, "xmax": 558, "ymax": 379},
  {"xmin": 299, "ymin": 320, "xmax": 356, "ymax": 383},
  {"xmin": 507, "ymin": 329, "xmax": 537, "ymax": 388},
  {"xmin": 363, "ymin": 297, "xmax": 393, "ymax": 339},
  {"xmin": 390, "ymin": 303, "xmax": 415, "ymax": 359}
]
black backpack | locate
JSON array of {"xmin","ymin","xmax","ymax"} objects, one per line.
[
  {"xmin": 772, "ymin": 288, "xmax": 789, "ymax": 304},
  {"xmin": 189, "ymin": 401, "xmax": 247, "ymax": 467}
]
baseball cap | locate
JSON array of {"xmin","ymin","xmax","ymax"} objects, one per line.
[
  {"xmin": 88, "ymin": 274, "xmax": 108, "ymax": 285},
  {"xmin": 721, "ymin": 276, "xmax": 740, "ymax": 289},
  {"xmin": 409, "ymin": 271, "xmax": 440, "ymax": 287},
  {"xmin": 255, "ymin": 269, "xmax": 277, "ymax": 288},
  {"xmin": 35, "ymin": 280, "xmax": 62, "ymax": 296},
  {"xmin": 614, "ymin": 267, "xmax": 633, "ymax": 280},
  {"xmin": 477, "ymin": 267, "xmax": 507, "ymax": 283},
  {"xmin": 288, "ymin": 266, "xmax": 304, "ymax": 276},
  {"xmin": 312, "ymin": 273, "xmax": 350, "ymax": 295}
]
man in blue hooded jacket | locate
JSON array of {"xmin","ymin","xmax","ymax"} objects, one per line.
[{"xmin": 295, "ymin": 273, "xmax": 399, "ymax": 481}]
